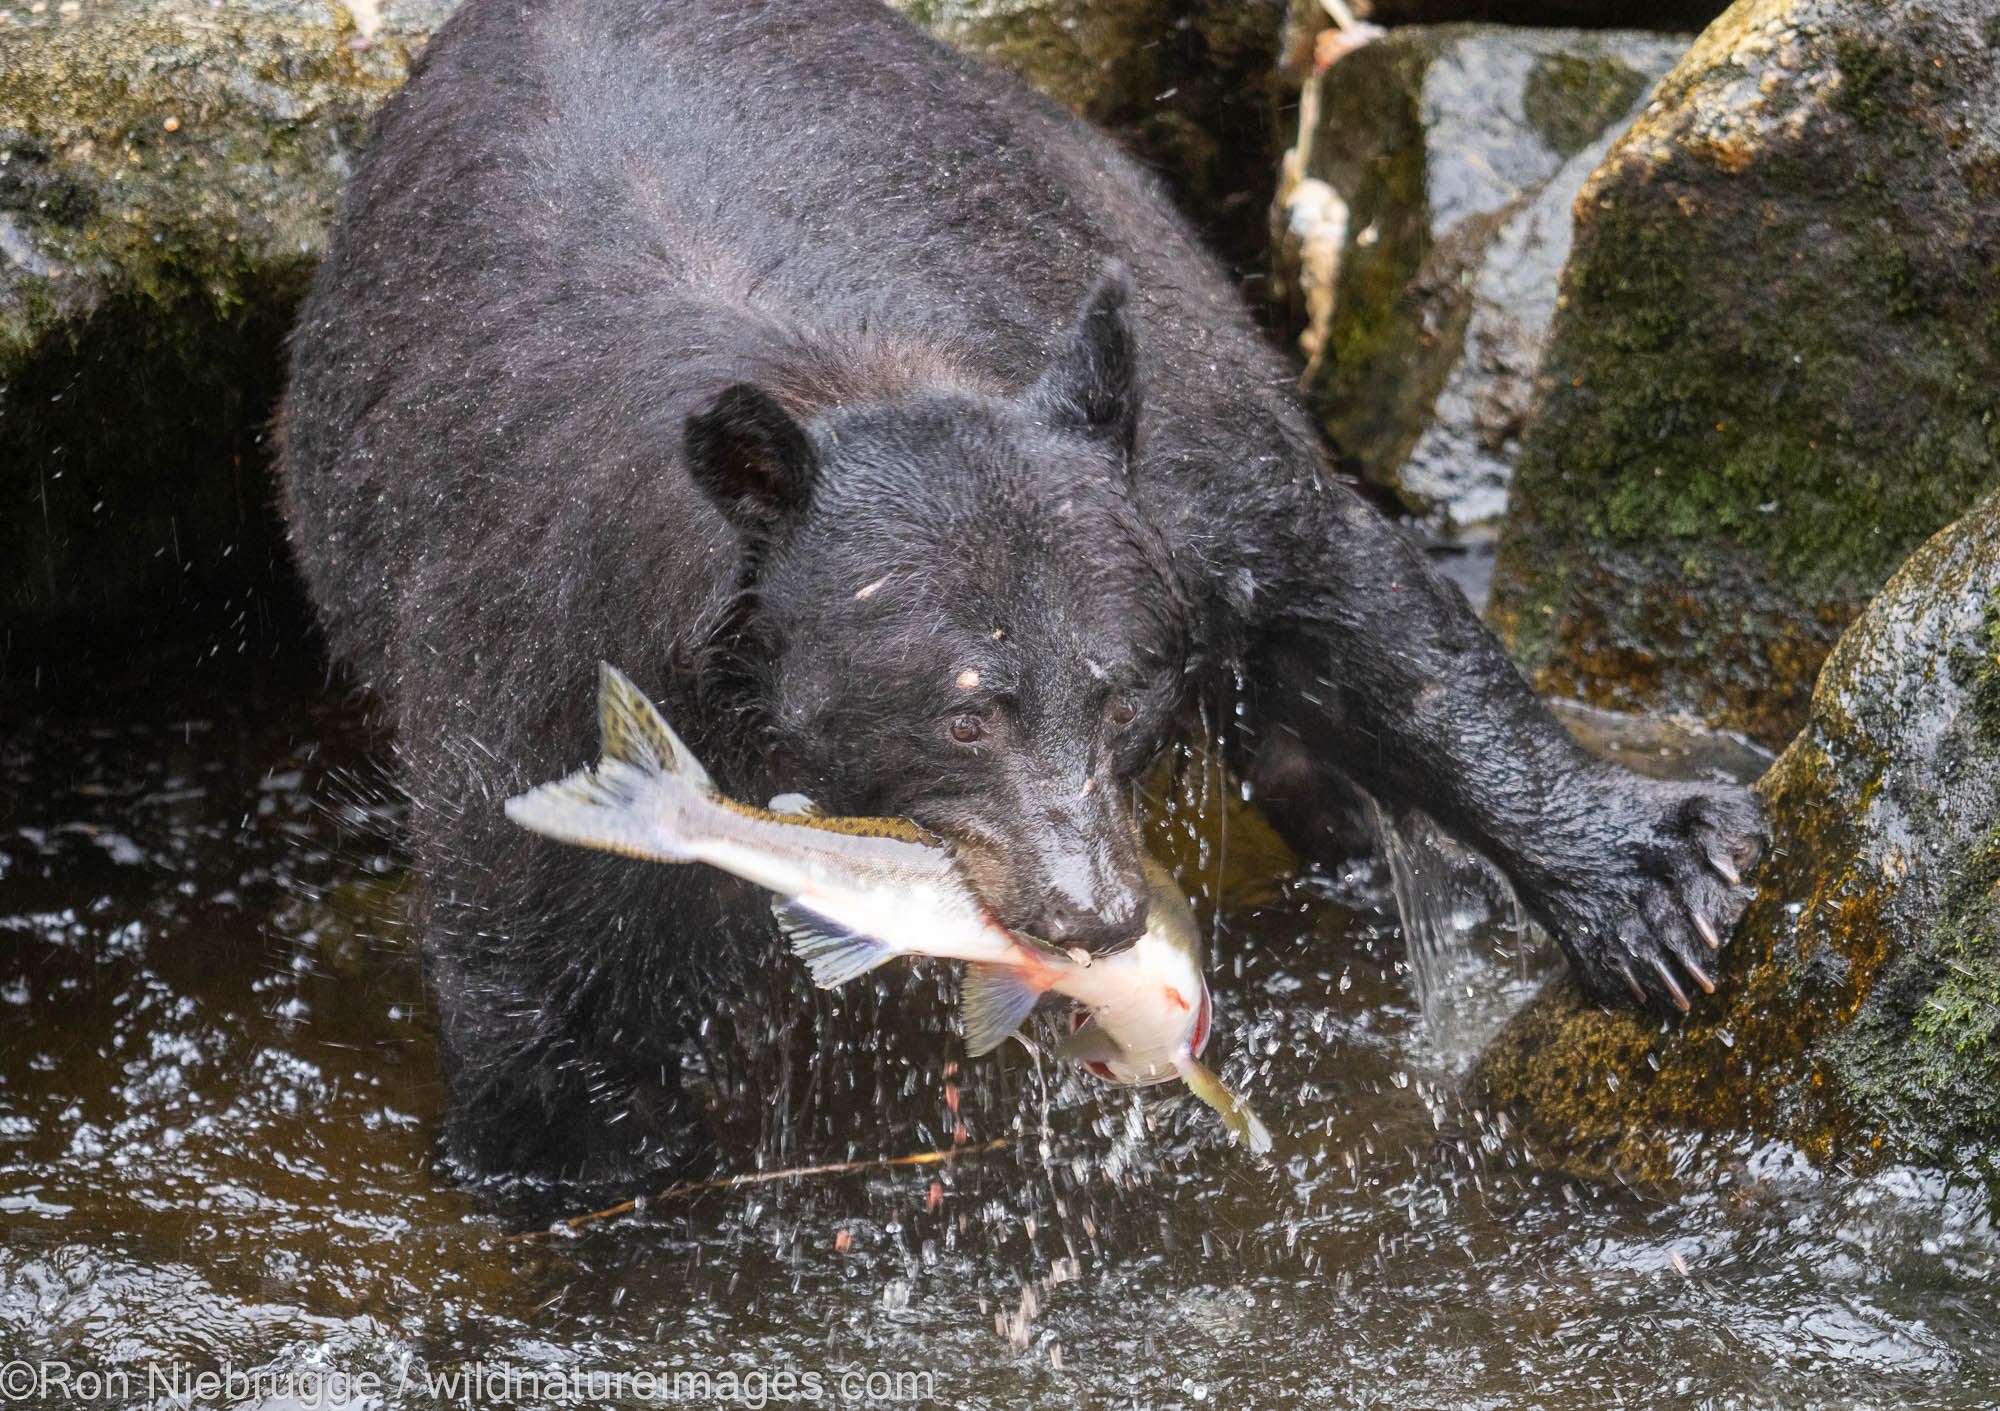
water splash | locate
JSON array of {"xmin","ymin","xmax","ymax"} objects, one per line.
[
  {"xmin": 1373, "ymin": 705, "xmax": 1771, "ymax": 1069},
  {"xmin": 1374, "ymin": 801, "xmax": 1554, "ymax": 1070}
]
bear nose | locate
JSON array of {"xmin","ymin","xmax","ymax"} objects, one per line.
[{"xmin": 1036, "ymin": 893, "xmax": 1148, "ymax": 954}]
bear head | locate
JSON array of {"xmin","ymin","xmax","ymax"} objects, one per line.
[{"xmin": 686, "ymin": 267, "xmax": 1186, "ymax": 951}]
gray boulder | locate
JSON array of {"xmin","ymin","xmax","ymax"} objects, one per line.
[
  {"xmin": 1480, "ymin": 489, "xmax": 2000, "ymax": 1188},
  {"xmin": 0, "ymin": 0, "xmax": 443, "ymax": 647},
  {"xmin": 1270, "ymin": 23, "xmax": 1686, "ymax": 529},
  {"xmin": 1487, "ymin": 0, "xmax": 2000, "ymax": 749}
]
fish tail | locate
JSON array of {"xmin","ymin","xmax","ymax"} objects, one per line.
[
  {"xmin": 503, "ymin": 663, "xmax": 714, "ymax": 861},
  {"xmin": 774, "ymin": 899, "xmax": 898, "ymax": 988},
  {"xmin": 1175, "ymin": 1056, "xmax": 1275, "ymax": 1155}
]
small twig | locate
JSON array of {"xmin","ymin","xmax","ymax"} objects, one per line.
[
  {"xmin": 1313, "ymin": 0, "xmax": 1385, "ymax": 70},
  {"xmin": 1318, "ymin": 0, "xmax": 1362, "ymax": 30},
  {"xmin": 501, "ymin": 1139, "xmax": 1008, "ymax": 1243}
]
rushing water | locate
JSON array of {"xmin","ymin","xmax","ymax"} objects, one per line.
[{"xmin": 3, "ymin": 649, "xmax": 1998, "ymax": 1410}]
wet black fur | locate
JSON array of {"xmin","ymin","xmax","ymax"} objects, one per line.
[{"xmin": 279, "ymin": 0, "xmax": 1766, "ymax": 1185}]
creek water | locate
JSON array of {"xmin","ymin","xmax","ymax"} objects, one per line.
[{"xmin": 3, "ymin": 648, "xmax": 1997, "ymax": 1409}]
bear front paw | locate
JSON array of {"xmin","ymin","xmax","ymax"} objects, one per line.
[{"xmin": 1544, "ymin": 777, "xmax": 1768, "ymax": 1013}]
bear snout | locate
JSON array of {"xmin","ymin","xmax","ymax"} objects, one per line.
[
  {"xmin": 939, "ymin": 785, "xmax": 1152, "ymax": 954},
  {"xmin": 1033, "ymin": 885, "xmax": 1149, "ymax": 953}
]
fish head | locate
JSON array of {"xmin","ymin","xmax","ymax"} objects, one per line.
[
  {"xmin": 1130, "ymin": 853, "xmax": 1213, "ymax": 1059},
  {"xmin": 1064, "ymin": 973, "xmax": 1211, "ymax": 1085},
  {"xmin": 696, "ymin": 279, "xmax": 1191, "ymax": 955},
  {"xmin": 1059, "ymin": 874, "xmax": 1213, "ymax": 1085}
]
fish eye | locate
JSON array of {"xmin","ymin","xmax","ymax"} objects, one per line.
[
  {"xmin": 949, "ymin": 714, "xmax": 984, "ymax": 744},
  {"xmin": 1106, "ymin": 695, "xmax": 1139, "ymax": 728}
]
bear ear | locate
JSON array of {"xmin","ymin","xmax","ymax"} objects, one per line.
[
  {"xmin": 685, "ymin": 384, "xmax": 820, "ymax": 540},
  {"xmin": 1028, "ymin": 260, "xmax": 1140, "ymax": 458}
]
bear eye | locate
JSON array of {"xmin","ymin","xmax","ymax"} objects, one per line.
[
  {"xmin": 1107, "ymin": 696, "xmax": 1139, "ymax": 728},
  {"xmin": 949, "ymin": 714, "xmax": 984, "ymax": 744}
]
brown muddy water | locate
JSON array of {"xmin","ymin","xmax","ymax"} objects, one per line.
[{"xmin": 3, "ymin": 647, "xmax": 1998, "ymax": 1410}]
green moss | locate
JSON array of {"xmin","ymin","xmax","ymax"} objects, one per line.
[
  {"xmin": 1881, "ymin": 243, "xmax": 1940, "ymax": 321},
  {"xmin": 0, "ymin": 8, "xmax": 417, "ymax": 640},
  {"xmin": 1298, "ymin": 38, "xmax": 1450, "ymax": 491},
  {"xmin": 1523, "ymin": 53, "xmax": 1647, "ymax": 160},
  {"xmin": 1521, "ymin": 194, "xmax": 1994, "ymax": 589},
  {"xmin": 895, "ymin": 0, "xmax": 1288, "ymax": 269},
  {"xmin": 1492, "ymin": 19, "xmax": 2000, "ymax": 744},
  {"xmin": 1841, "ymin": 822, "xmax": 2000, "ymax": 1174},
  {"xmin": 1832, "ymin": 37, "xmax": 1900, "ymax": 133}
]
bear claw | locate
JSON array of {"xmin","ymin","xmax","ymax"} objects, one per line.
[
  {"xmin": 1648, "ymin": 956, "xmax": 1691, "ymax": 1012},
  {"xmin": 1532, "ymin": 774, "xmax": 1769, "ymax": 1016}
]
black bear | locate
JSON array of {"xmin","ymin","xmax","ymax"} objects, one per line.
[{"xmin": 278, "ymin": 0, "xmax": 1765, "ymax": 1185}]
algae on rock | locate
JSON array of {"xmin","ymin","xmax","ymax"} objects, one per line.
[
  {"xmin": 1480, "ymin": 491, "xmax": 2000, "ymax": 1189},
  {"xmin": 1488, "ymin": 0, "xmax": 2000, "ymax": 750},
  {"xmin": 0, "ymin": 0, "xmax": 446, "ymax": 650}
]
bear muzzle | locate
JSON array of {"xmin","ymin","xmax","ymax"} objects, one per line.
[{"xmin": 934, "ymin": 779, "xmax": 1152, "ymax": 955}]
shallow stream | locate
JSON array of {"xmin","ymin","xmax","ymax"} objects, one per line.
[{"xmin": 3, "ymin": 649, "xmax": 1997, "ymax": 1409}]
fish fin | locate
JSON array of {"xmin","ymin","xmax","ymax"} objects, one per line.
[
  {"xmin": 766, "ymin": 792, "xmax": 823, "ymax": 817},
  {"xmin": 774, "ymin": 899, "xmax": 897, "ymax": 989},
  {"xmin": 1174, "ymin": 1056, "xmax": 1275, "ymax": 1156},
  {"xmin": 597, "ymin": 662, "xmax": 713, "ymax": 792},
  {"xmin": 961, "ymin": 963, "xmax": 1048, "ymax": 1057},
  {"xmin": 1053, "ymin": 1019, "xmax": 1127, "ymax": 1068}
]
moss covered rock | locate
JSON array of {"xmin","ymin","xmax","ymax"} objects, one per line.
[
  {"xmin": 0, "ymin": 0, "xmax": 449, "ymax": 652},
  {"xmin": 1488, "ymin": 0, "xmax": 2000, "ymax": 750},
  {"xmin": 1480, "ymin": 490, "xmax": 2000, "ymax": 1188},
  {"xmin": 1270, "ymin": 24, "xmax": 1685, "ymax": 527}
]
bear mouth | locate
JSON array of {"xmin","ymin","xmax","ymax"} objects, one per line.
[{"xmin": 939, "ymin": 824, "xmax": 1153, "ymax": 958}]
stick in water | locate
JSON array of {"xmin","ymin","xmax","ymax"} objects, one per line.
[{"xmin": 501, "ymin": 1139, "xmax": 1008, "ymax": 1242}]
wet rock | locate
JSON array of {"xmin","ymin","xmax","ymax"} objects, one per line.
[
  {"xmin": 0, "ymin": 0, "xmax": 448, "ymax": 655},
  {"xmin": 1269, "ymin": 24, "xmax": 1685, "ymax": 528},
  {"xmin": 1480, "ymin": 490, "xmax": 2000, "ymax": 1188},
  {"xmin": 899, "ymin": 0, "xmax": 1291, "ymax": 269},
  {"xmin": 1487, "ymin": 0, "xmax": 2000, "ymax": 750}
]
